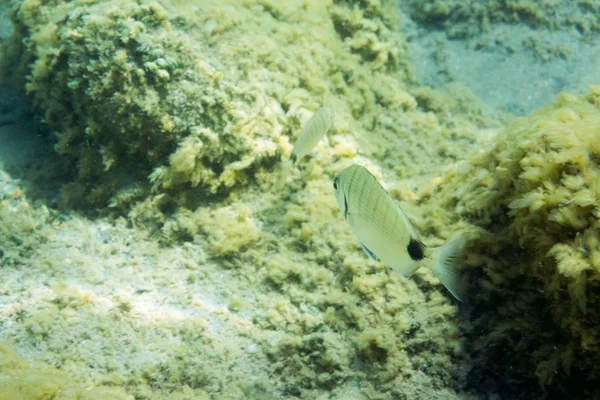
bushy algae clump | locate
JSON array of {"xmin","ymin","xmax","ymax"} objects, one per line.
[
  {"xmin": 417, "ymin": 87, "xmax": 600, "ymax": 398},
  {"xmin": 0, "ymin": 340, "xmax": 134, "ymax": 399},
  {"xmin": 1, "ymin": 0, "xmax": 283, "ymax": 209}
]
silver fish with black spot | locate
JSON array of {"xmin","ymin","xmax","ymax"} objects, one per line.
[
  {"xmin": 290, "ymin": 107, "xmax": 335, "ymax": 165},
  {"xmin": 333, "ymin": 164, "xmax": 468, "ymax": 301}
]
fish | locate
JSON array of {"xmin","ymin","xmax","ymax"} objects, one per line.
[
  {"xmin": 290, "ymin": 107, "xmax": 335, "ymax": 164},
  {"xmin": 333, "ymin": 164, "xmax": 468, "ymax": 302},
  {"xmin": 332, "ymin": 387, "xmax": 371, "ymax": 399}
]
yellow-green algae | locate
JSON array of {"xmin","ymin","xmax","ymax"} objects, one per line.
[
  {"xmin": 0, "ymin": 0, "xmax": 489, "ymax": 212},
  {"xmin": 0, "ymin": 0, "xmax": 488, "ymax": 398},
  {"xmin": 404, "ymin": 0, "xmax": 600, "ymax": 38},
  {"xmin": 0, "ymin": 152, "xmax": 471, "ymax": 399},
  {"xmin": 0, "ymin": 342, "xmax": 133, "ymax": 400},
  {"xmin": 2, "ymin": 0, "xmax": 599, "ymax": 399},
  {"xmin": 416, "ymin": 87, "xmax": 600, "ymax": 397}
]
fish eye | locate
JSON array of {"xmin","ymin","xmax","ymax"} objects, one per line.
[{"xmin": 333, "ymin": 178, "xmax": 338, "ymax": 190}]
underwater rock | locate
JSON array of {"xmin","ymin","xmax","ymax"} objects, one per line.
[
  {"xmin": 403, "ymin": 0, "xmax": 600, "ymax": 38},
  {"xmin": 423, "ymin": 87, "xmax": 600, "ymax": 398},
  {"xmin": 0, "ymin": 0, "xmax": 460, "ymax": 217},
  {"xmin": 5, "ymin": 0, "xmax": 598, "ymax": 399},
  {"xmin": 0, "ymin": 1, "xmax": 478, "ymax": 399},
  {"xmin": 0, "ymin": 341, "xmax": 134, "ymax": 400},
  {"xmin": 1, "ymin": 0, "xmax": 283, "ymax": 209}
]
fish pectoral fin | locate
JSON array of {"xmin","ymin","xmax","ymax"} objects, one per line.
[
  {"xmin": 347, "ymin": 212, "xmax": 377, "ymax": 261},
  {"xmin": 360, "ymin": 242, "xmax": 377, "ymax": 261}
]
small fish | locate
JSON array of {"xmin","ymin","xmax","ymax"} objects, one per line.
[
  {"xmin": 333, "ymin": 164, "xmax": 467, "ymax": 301},
  {"xmin": 290, "ymin": 107, "xmax": 335, "ymax": 164},
  {"xmin": 332, "ymin": 387, "xmax": 371, "ymax": 400}
]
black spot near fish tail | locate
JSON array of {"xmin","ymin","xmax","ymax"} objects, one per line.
[
  {"xmin": 407, "ymin": 238, "xmax": 425, "ymax": 261},
  {"xmin": 290, "ymin": 152, "xmax": 297, "ymax": 164}
]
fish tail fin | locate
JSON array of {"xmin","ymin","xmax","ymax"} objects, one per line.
[{"xmin": 431, "ymin": 233, "xmax": 469, "ymax": 302}]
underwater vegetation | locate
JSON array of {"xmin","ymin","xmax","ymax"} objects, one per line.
[
  {"xmin": 0, "ymin": 0, "xmax": 599, "ymax": 399},
  {"xmin": 0, "ymin": 0, "xmax": 480, "ymax": 214},
  {"xmin": 1, "ymin": 0, "xmax": 287, "ymax": 209},
  {"xmin": 419, "ymin": 87, "xmax": 600, "ymax": 398},
  {"xmin": 0, "ymin": 342, "xmax": 134, "ymax": 399},
  {"xmin": 404, "ymin": 0, "xmax": 600, "ymax": 38},
  {"xmin": 0, "ymin": 0, "xmax": 474, "ymax": 398}
]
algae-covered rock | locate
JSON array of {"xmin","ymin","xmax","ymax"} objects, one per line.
[
  {"xmin": 1, "ymin": 0, "xmax": 480, "ymax": 217},
  {"xmin": 2, "ymin": 0, "xmax": 283, "ymax": 208},
  {"xmin": 403, "ymin": 0, "xmax": 600, "ymax": 38},
  {"xmin": 0, "ymin": 1, "xmax": 482, "ymax": 399},
  {"xmin": 9, "ymin": 0, "xmax": 599, "ymax": 398},
  {"xmin": 421, "ymin": 87, "xmax": 600, "ymax": 398},
  {"xmin": 0, "ymin": 341, "xmax": 135, "ymax": 400}
]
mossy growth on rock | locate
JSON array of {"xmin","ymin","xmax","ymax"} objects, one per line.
[
  {"xmin": 0, "ymin": 0, "xmax": 482, "ymax": 220},
  {"xmin": 0, "ymin": 341, "xmax": 134, "ymax": 400},
  {"xmin": 403, "ymin": 0, "xmax": 600, "ymax": 38},
  {"xmin": 419, "ymin": 86, "xmax": 600, "ymax": 398},
  {"xmin": 1, "ymin": 0, "xmax": 282, "ymax": 209}
]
